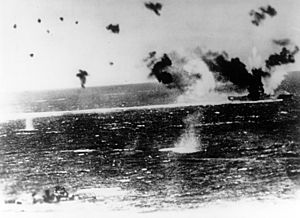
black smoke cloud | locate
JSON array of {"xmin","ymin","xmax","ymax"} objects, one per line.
[
  {"xmin": 260, "ymin": 5, "xmax": 277, "ymax": 16},
  {"xmin": 146, "ymin": 44, "xmax": 299, "ymax": 100},
  {"xmin": 265, "ymin": 46, "xmax": 299, "ymax": 69},
  {"xmin": 199, "ymin": 46, "xmax": 298, "ymax": 99},
  {"xmin": 249, "ymin": 5, "xmax": 277, "ymax": 26},
  {"xmin": 144, "ymin": 2, "xmax": 162, "ymax": 16},
  {"xmin": 145, "ymin": 52, "xmax": 202, "ymax": 92},
  {"xmin": 272, "ymin": 39, "xmax": 291, "ymax": 47},
  {"xmin": 144, "ymin": 51, "xmax": 157, "ymax": 68},
  {"xmin": 76, "ymin": 69, "xmax": 88, "ymax": 88},
  {"xmin": 248, "ymin": 68, "xmax": 269, "ymax": 100},
  {"xmin": 106, "ymin": 24, "xmax": 120, "ymax": 34},
  {"xmin": 148, "ymin": 53, "xmax": 173, "ymax": 84},
  {"xmin": 200, "ymin": 50, "xmax": 269, "ymax": 100}
]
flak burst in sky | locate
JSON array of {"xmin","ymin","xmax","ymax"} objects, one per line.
[{"xmin": 0, "ymin": 0, "xmax": 300, "ymax": 93}]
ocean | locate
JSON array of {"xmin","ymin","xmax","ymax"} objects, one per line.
[{"xmin": 0, "ymin": 81, "xmax": 299, "ymax": 216}]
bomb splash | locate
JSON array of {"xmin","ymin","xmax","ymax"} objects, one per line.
[{"xmin": 159, "ymin": 112, "xmax": 203, "ymax": 154}]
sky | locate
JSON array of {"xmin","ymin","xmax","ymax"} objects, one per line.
[{"xmin": 0, "ymin": 0, "xmax": 300, "ymax": 92}]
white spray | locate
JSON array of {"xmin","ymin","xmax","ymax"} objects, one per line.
[
  {"xmin": 262, "ymin": 66, "xmax": 288, "ymax": 94},
  {"xmin": 168, "ymin": 50, "xmax": 229, "ymax": 104},
  {"xmin": 248, "ymin": 47, "xmax": 263, "ymax": 70},
  {"xmin": 159, "ymin": 112, "xmax": 204, "ymax": 154},
  {"xmin": 248, "ymin": 46, "xmax": 300, "ymax": 95}
]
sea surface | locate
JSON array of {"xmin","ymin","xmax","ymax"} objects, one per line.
[{"xmin": 0, "ymin": 81, "xmax": 299, "ymax": 216}]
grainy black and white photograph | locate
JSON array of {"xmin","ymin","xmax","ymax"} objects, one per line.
[{"xmin": 0, "ymin": 0, "xmax": 300, "ymax": 217}]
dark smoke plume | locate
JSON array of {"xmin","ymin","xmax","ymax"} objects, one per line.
[
  {"xmin": 200, "ymin": 50, "xmax": 271, "ymax": 100},
  {"xmin": 201, "ymin": 51, "xmax": 251, "ymax": 88},
  {"xmin": 144, "ymin": 2, "xmax": 162, "ymax": 16},
  {"xmin": 76, "ymin": 69, "xmax": 88, "ymax": 88},
  {"xmin": 146, "ymin": 43, "xmax": 299, "ymax": 100},
  {"xmin": 260, "ymin": 5, "xmax": 277, "ymax": 16},
  {"xmin": 272, "ymin": 39, "xmax": 291, "ymax": 47},
  {"xmin": 249, "ymin": 5, "xmax": 277, "ymax": 26},
  {"xmin": 106, "ymin": 24, "xmax": 120, "ymax": 34},
  {"xmin": 248, "ymin": 68, "xmax": 270, "ymax": 100},
  {"xmin": 265, "ymin": 46, "xmax": 299, "ymax": 69},
  {"xmin": 144, "ymin": 51, "xmax": 157, "ymax": 68},
  {"xmin": 146, "ymin": 52, "xmax": 204, "ymax": 92},
  {"xmin": 148, "ymin": 51, "xmax": 156, "ymax": 59},
  {"xmin": 149, "ymin": 53, "xmax": 173, "ymax": 84}
]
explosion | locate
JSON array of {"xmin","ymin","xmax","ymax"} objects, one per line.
[
  {"xmin": 145, "ymin": 44, "xmax": 299, "ymax": 101},
  {"xmin": 145, "ymin": 51, "xmax": 215, "ymax": 95},
  {"xmin": 106, "ymin": 24, "xmax": 120, "ymax": 34},
  {"xmin": 76, "ymin": 69, "xmax": 89, "ymax": 88}
]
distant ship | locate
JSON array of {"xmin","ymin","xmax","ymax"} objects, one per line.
[{"xmin": 228, "ymin": 91, "xmax": 293, "ymax": 102}]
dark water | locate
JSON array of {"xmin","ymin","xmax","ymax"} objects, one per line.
[{"xmin": 0, "ymin": 83, "xmax": 300, "ymax": 211}]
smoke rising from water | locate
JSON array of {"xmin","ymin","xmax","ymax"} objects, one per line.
[{"xmin": 145, "ymin": 42, "xmax": 299, "ymax": 102}]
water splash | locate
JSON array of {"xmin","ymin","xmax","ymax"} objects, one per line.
[
  {"xmin": 25, "ymin": 118, "xmax": 35, "ymax": 131},
  {"xmin": 160, "ymin": 113, "xmax": 203, "ymax": 154},
  {"xmin": 262, "ymin": 65, "xmax": 288, "ymax": 94}
]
